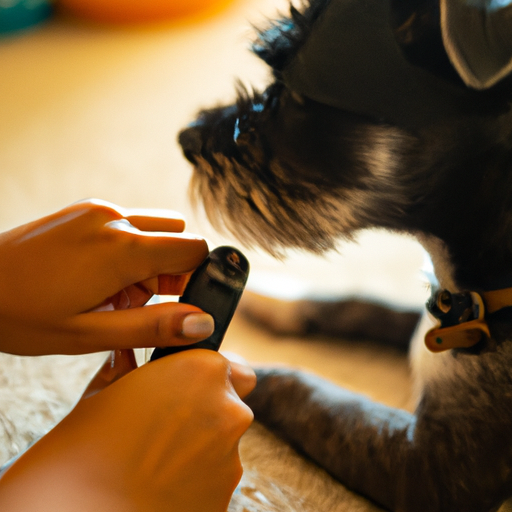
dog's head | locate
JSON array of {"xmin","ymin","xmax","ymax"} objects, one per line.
[
  {"xmin": 179, "ymin": 0, "xmax": 512, "ymax": 283},
  {"xmin": 180, "ymin": 82, "xmax": 415, "ymax": 256}
]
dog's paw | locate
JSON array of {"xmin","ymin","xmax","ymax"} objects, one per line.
[{"xmin": 244, "ymin": 367, "xmax": 316, "ymax": 426}]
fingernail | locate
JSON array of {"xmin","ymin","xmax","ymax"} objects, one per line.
[{"xmin": 182, "ymin": 313, "xmax": 215, "ymax": 338}]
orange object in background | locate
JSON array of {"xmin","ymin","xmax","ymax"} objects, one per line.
[{"xmin": 56, "ymin": 0, "xmax": 235, "ymax": 23}]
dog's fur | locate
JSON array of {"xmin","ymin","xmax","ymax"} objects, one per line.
[{"xmin": 178, "ymin": 1, "xmax": 512, "ymax": 510}]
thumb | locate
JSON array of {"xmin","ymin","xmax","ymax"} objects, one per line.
[
  {"xmin": 221, "ymin": 351, "xmax": 257, "ymax": 399},
  {"xmin": 73, "ymin": 303, "xmax": 215, "ymax": 353}
]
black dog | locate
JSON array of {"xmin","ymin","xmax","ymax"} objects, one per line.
[{"xmin": 178, "ymin": 1, "xmax": 512, "ymax": 510}]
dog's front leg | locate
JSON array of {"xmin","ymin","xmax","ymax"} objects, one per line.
[
  {"xmin": 246, "ymin": 368, "xmax": 413, "ymax": 510},
  {"xmin": 245, "ymin": 366, "xmax": 512, "ymax": 512}
]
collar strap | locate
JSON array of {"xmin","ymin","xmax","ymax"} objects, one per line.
[{"xmin": 424, "ymin": 287, "xmax": 512, "ymax": 352}]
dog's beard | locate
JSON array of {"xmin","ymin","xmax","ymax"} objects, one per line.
[
  {"xmin": 188, "ymin": 143, "xmax": 413, "ymax": 257},
  {"xmin": 182, "ymin": 86, "xmax": 416, "ymax": 257},
  {"xmin": 188, "ymin": 154, "xmax": 353, "ymax": 257},
  {"xmin": 181, "ymin": 90, "xmax": 357, "ymax": 256}
]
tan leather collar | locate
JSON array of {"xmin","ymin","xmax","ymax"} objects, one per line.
[{"xmin": 425, "ymin": 287, "xmax": 512, "ymax": 353}]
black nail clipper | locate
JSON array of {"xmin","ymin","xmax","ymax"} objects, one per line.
[{"xmin": 150, "ymin": 246, "xmax": 249, "ymax": 360}]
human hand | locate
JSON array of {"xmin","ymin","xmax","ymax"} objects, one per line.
[
  {"xmin": 0, "ymin": 350, "xmax": 256, "ymax": 512},
  {"xmin": 0, "ymin": 199, "xmax": 213, "ymax": 356}
]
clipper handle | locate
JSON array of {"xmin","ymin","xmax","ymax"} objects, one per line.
[{"xmin": 150, "ymin": 246, "xmax": 249, "ymax": 360}]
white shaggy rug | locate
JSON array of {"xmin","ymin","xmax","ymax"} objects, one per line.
[
  {"xmin": 4, "ymin": 348, "xmax": 511, "ymax": 511},
  {"xmin": 0, "ymin": 348, "xmax": 384, "ymax": 512}
]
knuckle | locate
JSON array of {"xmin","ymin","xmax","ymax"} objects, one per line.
[
  {"xmin": 183, "ymin": 350, "xmax": 229, "ymax": 379},
  {"xmin": 235, "ymin": 401, "xmax": 255, "ymax": 432},
  {"xmin": 102, "ymin": 220, "xmax": 144, "ymax": 260},
  {"xmin": 82, "ymin": 200, "xmax": 123, "ymax": 222},
  {"xmin": 70, "ymin": 201, "xmax": 127, "ymax": 246},
  {"xmin": 152, "ymin": 347, "xmax": 230, "ymax": 385},
  {"xmin": 218, "ymin": 398, "xmax": 254, "ymax": 438}
]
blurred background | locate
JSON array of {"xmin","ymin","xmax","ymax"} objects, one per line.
[{"xmin": 0, "ymin": 0, "xmax": 427, "ymax": 409}]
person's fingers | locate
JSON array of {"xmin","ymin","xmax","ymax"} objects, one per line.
[
  {"xmin": 122, "ymin": 209, "xmax": 186, "ymax": 233},
  {"xmin": 70, "ymin": 199, "xmax": 187, "ymax": 235},
  {"xmin": 94, "ymin": 274, "xmax": 192, "ymax": 318},
  {"xmin": 119, "ymin": 284, "xmax": 153, "ymax": 309},
  {"xmin": 68, "ymin": 201, "xmax": 207, "ymax": 296},
  {"xmin": 72, "ymin": 302, "xmax": 215, "ymax": 353},
  {"xmin": 221, "ymin": 352, "xmax": 257, "ymax": 399},
  {"xmin": 70, "ymin": 199, "xmax": 186, "ymax": 231},
  {"xmin": 98, "ymin": 284, "xmax": 153, "ymax": 311},
  {"xmin": 138, "ymin": 274, "xmax": 191, "ymax": 296},
  {"xmin": 108, "ymin": 220, "xmax": 209, "ymax": 278},
  {"xmin": 101, "ymin": 276, "xmax": 191, "ymax": 311}
]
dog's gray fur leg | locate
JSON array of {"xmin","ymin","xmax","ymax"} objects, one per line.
[{"xmin": 246, "ymin": 338, "xmax": 512, "ymax": 512}]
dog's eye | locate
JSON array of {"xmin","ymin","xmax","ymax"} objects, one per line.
[
  {"xmin": 240, "ymin": 113, "xmax": 255, "ymax": 131},
  {"xmin": 233, "ymin": 115, "xmax": 255, "ymax": 145},
  {"xmin": 233, "ymin": 118, "xmax": 241, "ymax": 143}
]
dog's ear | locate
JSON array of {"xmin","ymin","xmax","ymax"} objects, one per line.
[
  {"xmin": 441, "ymin": 0, "xmax": 512, "ymax": 89},
  {"xmin": 253, "ymin": 19, "xmax": 296, "ymax": 70}
]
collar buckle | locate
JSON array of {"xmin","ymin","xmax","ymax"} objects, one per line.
[{"xmin": 425, "ymin": 290, "xmax": 490, "ymax": 352}]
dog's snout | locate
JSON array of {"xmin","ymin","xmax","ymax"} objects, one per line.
[{"xmin": 178, "ymin": 125, "xmax": 203, "ymax": 163}]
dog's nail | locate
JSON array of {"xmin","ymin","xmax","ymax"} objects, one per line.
[{"xmin": 181, "ymin": 313, "xmax": 215, "ymax": 338}]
